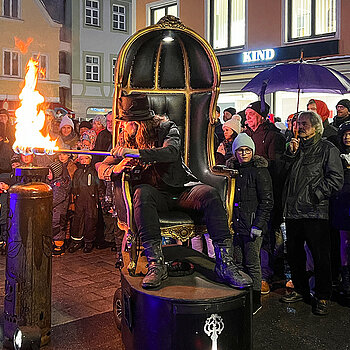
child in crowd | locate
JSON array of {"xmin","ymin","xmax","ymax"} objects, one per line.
[
  {"xmin": 226, "ymin": 133, "xmax": 274, "ymax": 315},
  {"xmin": 215, "ymin": 114, "xmax": 241, "ymax": 165},
  {"xmin": 77, "ymin": 129, "xmax": 97, "ymax": 151},
  {"xmin": 69, "ymin": 154, "xmax": 104, "ymax": 253},
  {"xmin": 47, "ymin": 161, "xmax": 72, "ymax": 256}
]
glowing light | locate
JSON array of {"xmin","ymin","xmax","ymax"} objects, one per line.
[{"xmin": 12, "ymin": 58, "xmax": 58, "ymax": 155}]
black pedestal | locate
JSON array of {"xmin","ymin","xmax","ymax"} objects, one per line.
[{"xmin": 121, "ymin": 246, "xmax": 252, "ymax": 350}]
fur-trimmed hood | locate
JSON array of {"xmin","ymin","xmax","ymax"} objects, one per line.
[{"xmin": 226, "ymin": 154, "xmax": 268, "ymax": 169}]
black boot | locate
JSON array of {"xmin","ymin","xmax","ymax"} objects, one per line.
[
  {"xmin": 340, "ymin": 266, "xmax": 350, "ymax": 296},
  {"xmin": 253, "ymin": 290, "xmax": 262, "ymax": 315},
  {"xmin": 142, "ymin": 240, "xmax": 168, "ymax": 289},
  {"xmin": 214, "ymin": 238, "xmax": 253, "ymax": 289}
]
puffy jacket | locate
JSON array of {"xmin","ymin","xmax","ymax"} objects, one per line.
[
  {"xmin": 226, "ymin": 155, "xmax": 274, "ymax": 236},
  {"xmin": 283, "ymin": 135, "xmax": 344, "ymax": 220}
]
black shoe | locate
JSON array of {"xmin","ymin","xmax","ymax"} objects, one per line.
[
  {"xmin": 280, "ymin": 291, "xmax": 304, "ymax": 303},
  {"xmin": 142, "ymin": 240, "xmax": 168, "ymax": 289},
  {"xmin": 312, "ymin": 298, "xmax": 329, "ymax": 316},
  {"xmin": 68, "ymin": 241, "xmax": 83, "ymax": 253},
  {"xmin": 83, "ymin": 243, "xmax": 94, "ymax": 253},
  {"xmin": 214, "ymin": 239, "xmax": 253, "ymax": 289}
]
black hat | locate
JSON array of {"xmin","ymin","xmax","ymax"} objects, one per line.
[
  {"xmin": 79, "ymin": 120, "xmax": 92, "ymax": 130},
  {"xmin": 11, "ymin": 154, "xmax": 21, "ymax": 164},
  {"xmin": 224, "ymin": 107, "xmax": 236, "ymax": 116},
  {"xmin": 246, "ymin": 101, "xmax": 270, "ymax": 118},
  {"xmin": 116, "ymin": 93, "xmax": 153, "ymax": 122},
  {"xmin": 216, "ymin": 105, "xmax": 221, "ymax": 113},
  {"xmin": 336, "ymin": 99, "xmax": 350, "ymax": 111},
  {"xmin": 0, "ymin": 173, "xmax": 16, "ymax": 186},
  {"xmin": 48, "ymin": 161, "xmax": 63, "ymax": 180},
  {"xmin": 338, "ymin": 121, "xmax": 350, "ymax": 136}
]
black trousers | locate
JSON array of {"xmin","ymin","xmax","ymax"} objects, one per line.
[
  {"xmin": 132, "ymin": 184, "xmax": 230, "ymax": 245},
  {"xmin": 285, "ymin": 218, "xmax": 332, "ymax": 300}
]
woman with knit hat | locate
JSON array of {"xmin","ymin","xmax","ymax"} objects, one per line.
[
  {"xmin": 226, "ymin": 133, "xmax": 274, "ymax": 315},
  {"xmin": 57, "ymin": 115, "xmax": 79, "ymax": 149},
  {"xmin": 215, "ymin": 114, "xmax": 241, "ymax": 165}
]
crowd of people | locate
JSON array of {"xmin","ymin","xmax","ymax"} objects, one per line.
[
  {"xmin": 0, "ymin": 108, "xmax": 124, "ymax": 264},
  {"xmin": 0, "ymin": 93, "xmax": 349, "ymax": 318}
]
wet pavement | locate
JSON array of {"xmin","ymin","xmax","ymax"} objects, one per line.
[{"xmin": 1, "ymin": 248, "xmax": 350, "ymax": 349}]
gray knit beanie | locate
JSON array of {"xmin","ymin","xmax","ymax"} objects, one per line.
[{"xmin": 232, "ymin": 133, "xmax": 255, "ymax": 155}]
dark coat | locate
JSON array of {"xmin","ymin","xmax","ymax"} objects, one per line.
[
  {"xmin": 0, "ymin": 141, "xmax": 13, "ymax": 174},
  {"xmin": 92, "ymin": 129, "xmax": 112, "ymax": 165},
  {"xmin": 330, "ymin": 146, "xmax": 350, "ymax": 230},
  {"xmin": 226, "ymin": 155, "xmax": 274, "ymax": 236},
  {"xmin": 283, "ymin": 135, "xmax": 344, "ymax": 220}
]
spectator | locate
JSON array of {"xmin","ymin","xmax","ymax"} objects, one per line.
[
  {"xmin": 0, "ymin": 122, "xmax": 13, "ymax": 174},
  {"xmin": 215, "ymin": 115, "xmax": 241, "ymax": 165},
  {"xmin": 10, "ymin": 154, "xmax": 21, "ymax": 169},
  {"xmin": 57, "ymin": 115, "xmax": 79, "ymax": 149},
  {"xmin": 307, "ymin": 99, "xmax": 337, "ymax": 139},
  {"xmin": 47, "ymin": 161, "xmax": 72, "ymax": 256},
  {"xmin": 77, "ymin": 129, "xmax": 97, "ymax": 151},
  {"xmin": 49, "ymin": 118, "xmax": 61, "ymax": 140},
  {"xmin": 20, "ymin": 153, "xmax": 36, "ymax": 167},
  {"xmin": 214, "ymin": 106, "xmax": 224, "ymax": 149},
  {"xmin": 226, "ymin": 133, "xmax": 274, "ymax": 315},
  {"xmin": 69, "ymin": 155, "xmax": 104, "ymax": 254},
  {"xmin": 79, "ymin": 120, "xmax": 92, "ymax": 137},
  {"xmin": 330, "ymin": 121, "xmax": 350, "ymax": 299},
  {"xmin": 244, "ymin": 101, "xmax": 286, "ymax": 294},
  {"xmin": 0, "ymin": 108, "xmax": 15, "ymax": 145},
  {"xmin": 223, "ymin": 107, "xmax": 236, "ymax": 122},
  {"xmin": 92, "ymin": 114, "xmax": 112, "ymax": 165},
  {"xmin": 280, "ymin": 111, "xmax": 343, "ymax": 316},
  {"xmin": 332, "ymin": 99, "xmax": 350, "ymax": 129}
]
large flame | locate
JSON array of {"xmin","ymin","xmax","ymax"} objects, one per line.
[{"xmin": 13, "ymin": 58, "xmax": 58, "ymax": 155}]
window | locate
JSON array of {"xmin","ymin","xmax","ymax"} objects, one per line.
[
  {"xmin": 209, "ymin": 0, "xmax": 245, "ymax": 50},
  {"xmin": 33, "ymin": 54, "xmax": 48, "ymax": 79},
  {"xmin": 3, "ymin": 0, "xmax": 19, "ymax": 18},
  {"xmin": 86, "ymin": 55, "xmax": 100, "ymax": 81},
  {"xmin": 112, "ymin": 57, "xmax": 117, "ymax": 83},
  {"xmin": 85, "ymin": 0, "xmax": 100, "ymax": 27},
  {"xmin": 150, "ymin": 3, "xmax": 177, "ymax": 25},
  {"xmin": 112, "ymin": 4, "xmax": 126, "ymax": 31},
  {"xmin": 3, "ymin": 50, "xmax": 19, "ymax": 77},
  {"xmin": 287, "ymin": 0, "xmax": 336, "ymax": 41}
]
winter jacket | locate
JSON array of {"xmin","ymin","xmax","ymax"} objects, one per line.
[
  {"xmin": 226, "ymin": 155, "xmax": 274, "ymax": 236},
  {"xmin": 330, "ymin": 145, "xmax": 350, "ymax": 230},
  {"xmin": 283, "ymin": 134, "xmax": 344, "ymax": 220},
  {"xmin": 216, "ymin": 139, "xmax": 234, "ymax": 165},
  {"xmin": 98, "ymin": 120, "xmax": 197, "ymax": 188},
  {"xmin": 0, "ymin": 141, "xmax": 13, "ymax": 174},
  {"xmin": 92, "ymin": 128, "xmax": 112, "ymax": 165}
]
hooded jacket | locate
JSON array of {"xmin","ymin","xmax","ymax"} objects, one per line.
[
  {"xmin": 226, "ymin": 155, "xmax": 274, "ymax": 236},
  {"xmin": 283, "ymin": 134, "xmax": 344, "ymax": 220}
]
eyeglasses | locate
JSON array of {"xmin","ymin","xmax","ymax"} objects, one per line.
[
  {"xmin": 337, "ymin": 105, "xmax": 346, "ymax": 110},
  {"xmin": 236, "ymin": 148, "xmax": 252, "ymax": 155}
]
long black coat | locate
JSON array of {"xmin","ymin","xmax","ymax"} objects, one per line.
[
  {"xmin": 226, "ymin": 155, "xmax": 274, "ymax": 236},
  {"xmin": 283, "ymin": 135, "xmax": 344, "ymax": 220},
  {"xmin": 330, "ymin": 146, "xmax": 350, "ymax": 230}
]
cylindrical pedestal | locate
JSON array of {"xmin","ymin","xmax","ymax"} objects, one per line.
[
  {"xmin": 3, "ymin": 167, "xmax": 53, "ymax": 348},
  {"xmin": 120, "ymin": 246, "xmax": 252, "ymax": 350}
]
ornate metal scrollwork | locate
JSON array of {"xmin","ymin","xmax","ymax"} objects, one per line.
[{"xmin": 156, "ymin": 15, "xmax": 186, "ymax": 29}]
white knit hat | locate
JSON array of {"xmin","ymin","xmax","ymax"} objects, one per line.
[
  {"xmin": 232, "ymin": 133, "xmax": 255, "ymax": 155},
  {"xmin": 59, "ymin": 115, "xmax": 74, "ymax": 130},
  {"xmin": 222, "ymin": 114, "xmax": 241, "ymax": 134}
]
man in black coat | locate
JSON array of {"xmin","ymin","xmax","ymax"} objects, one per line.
[
  {"xmin": 98, "ymin": 93, "xmax": 252, "ymax": 290},
  {"xmin": 281, "ymin": 111, "xmax": 344, "ymax": 316}
]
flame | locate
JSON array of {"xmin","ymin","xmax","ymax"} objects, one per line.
[
  {"xmin": 13, "ymin": 58, "xmax": 58, "ymax": 155},
  {"xmin": 14, "ymin": 37, "xmax": 33, "ymax": 54}
]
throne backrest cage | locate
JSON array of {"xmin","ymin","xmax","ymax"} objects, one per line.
[{"xmin": 113, "ymin": 16, "xmax": 227, "ymax": 200}]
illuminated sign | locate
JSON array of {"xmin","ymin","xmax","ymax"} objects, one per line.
[{"xmin": 243, "ymin": 49, "xmax": 275, "ymax": 63}]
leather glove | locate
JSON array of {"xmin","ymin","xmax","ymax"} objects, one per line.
[{"xmin": 250, "ymin": 226, "xmax": 262, "ymax": 240}]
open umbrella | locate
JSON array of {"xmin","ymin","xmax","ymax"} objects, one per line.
[{"xmin": 242, "ymin": 61, "xmax": 350, "ymax": 112}]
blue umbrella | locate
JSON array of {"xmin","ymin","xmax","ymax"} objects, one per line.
[{"xmin": 242, "ymin": 61, "xmax": 350, "ymax": 112}]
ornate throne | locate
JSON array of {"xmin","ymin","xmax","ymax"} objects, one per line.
[{"xmin": 112, "ymin": 16, "xmax": 237, "ymax": 275}]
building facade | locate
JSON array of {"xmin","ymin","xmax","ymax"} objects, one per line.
[
  {"xmin": 0, "ymin": 0, "xmax": 61, "ymax": 115},
  {"xmin": 135, "ymin": 0, "xmax": 350, "ymax": 121}
]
